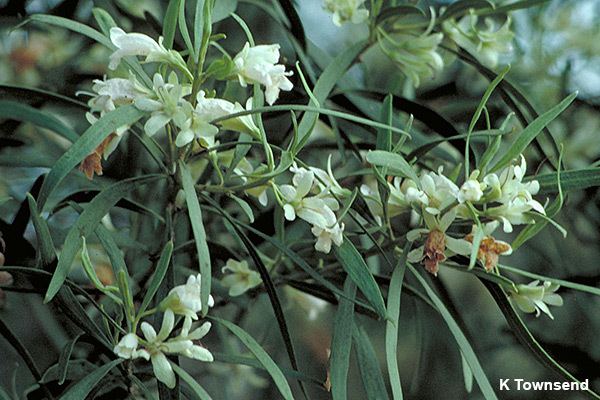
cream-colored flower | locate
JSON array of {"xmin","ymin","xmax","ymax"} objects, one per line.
[
  {"xmin": 443, "ymin": 12, "xmax": 514, "ymax": 68},
  {"xmin": 108, "ymin": 27, "xmax": 187, "ymax": 72},
  {"xmin": 280, "ymin": 169, "xmax": 338, "ymax": 229},
  {"xmin": 134, "ymin": 73, "xmax": 190, "ymax": 137},
  {"xmin": 383, "ymin": 32, "xmax": 444, "ymax": 87},
  {"xmin": 233, "ymin": 43, "xmax": 293, "ymax": 105},
  {"xmin": 483, "ymin": 156, "xmax": 545, "ymax": 232},
  {"xmin": 509, "ymin": 280, "xmax": 563, "ymax": 320},
  {"xmin": 221, "ymin": 259, "xmax": 262, "ymax": 296},
  {"xmin": 311, "ymin": 222, "xmax": 345, "ymax": 254},
  {"xmin": 162, "ymin": 274, "xmax": 214, "ymax": 319},
  {"xmin": 113, "ymin": 333, "xmax": 150, "ymax": 360},
  {"xmin": 458, "ymin": 179, "xmax": 483, "ymax": 203},
  {"xmin": 323, "ymin": 0, "xmax": 369, "ymax": 26}
]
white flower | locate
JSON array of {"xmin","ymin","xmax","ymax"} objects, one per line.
[
  {"xmin": 509, "ymin": 280, "xmax": 563, "ymax": 320},
  {"xmin": 234, "ymin": 158, "xmax": 270, "ymax": 206},
  {"xmin": 290, "ymin": 157, "xmax": 351, "ymax": 198},
  {"xmin": 134, "ymin": 73, "xmax": 190, "ymax": 137},
  {"xmin": 113, "ymin": 333, "xmax": 150, "ymax": 360},
  {"xmin": 109, "ymin": 28, "xmax": 165, "ymax": 70},
  {"xmin": 279, "ymin": 169, "xmax": 338, "ymax": 228},
  {"xmin": 311, "ymin": 222, "xmax": 344, "ymax": 253},
  {"xmin": 360, "ymin": 181, "xmax": 384, "ymax": 224},
  {"xmin": 89, "ymin": 76, "xmax": 148, "ymax": 113},
  {"xmin": 443, "ymin": 13, "xmax": 514, "ymax": 68},
  {"xmin": 418, "ymin": 168, "xmax": 460, "ymax": 215},
  {"xmin": 108, "ymin": 27, "xmax": 187, "ymax": 72},
  {"xmin": 164, "ymin": 274, "xmax": 214, "ymax": 319},
  {"xmin": 483, "ymin": 156, "xmax": 545, "ymax": 232},
  {"xmin": 383, "ymin": 32, "xmax": 444, "ymax": 87},
  {"xmin": 323, "ymin": 0, "xmax": 369, "ymax": 26},
  {"xmin": 221, "ymin": 259, "xmax": 262, "ymax": 296},
  {"xmin": 458, "ymin": 179, "xmax": 483, "ymax": 203},
  {"xmin": 140, "ymin": 310, "xmax": 213, "ymax": 388},
  {"xmin": 233, "ymin": 43, "xmax": 293, "ymax": 105}
]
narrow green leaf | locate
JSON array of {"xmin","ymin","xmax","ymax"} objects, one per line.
[
  {"xmin": 366, "ymin": 150, "xmax": 420, "ymax": 184},
  {"xmin": 171, "ymin": 363, "xmax": 213, "ymax": 400},
  {"xmin": 296, "ymin": 41, "xmax": 368, "ymax": 149},
  {"xmin": 229, "ymin": 194, "xmax": 255, "ymax": 223},
  {"xmin": 179, "ymin": 161, "xmax": 211, "ymax": 316},
  {"xmin": 330, "ymin": 278, "xmax": 356, "ymax": 400},
  {"xmin": 376, "ymin": 94, "xmax": 393, "ymax": 152},
  {"xmin": 212, "ymin": 0, "xmax": 238, "ymax": 22},
  {"xmin": 92, "ymin": 7, "xmax": 117, "ymax": 36},
  {"xmin": 36, "ymin": 105, "xmax": 145, "ymax": 210},
  {"xmin": 461, "ymin": 353, "xmax": 474, "ymax": 393},
  {"xmin": 163, "ymin": 0, "xmax": 180, "ymax": 49},
  {"xmin": 354, "ymin": 325, "xmax": 390, "ymax": 400},
  {"xmin": 533, "ymin": 168, "xmax": 600, "ymax": 194},
  {"xmin": 213, "ymin": 352, "xmax": 321, "ymax": 384},
  {"xmin": 28, "ymin": 15, "xmax": 152, "ymax": 86},
  {"xmin": 465, "ymin": 65, "xmax": 510, "ymax": 176},
  {"xmin": 0, "ymin": 100, "xmax": 78, "ymax": 142},
  {"xmin": 178, "ymin": 0, "xmax": 195, "ymax": 59},
  {"xmin": 44, "ymin": 175, "xmax": 162, "ymax": 302},
  {"xmin": 57, "ymin": 333, "xmax": 84, "ymax": 385},
  {"xmin": 334, "ymin": 240, "xmax": 387, "ymax": 318},
  {"xmin": 489, "ymin": 92, "xmax": 577, "ymax": 173},
  {"xmin": 29, "ymin": 14, "xmax": 112, "ymax": 47},
  {"xmin": 209, "ymin": 317, "xmax": 294, "ymax": 400},
  {"xmin": 194, "ymin": 0, "xmax": 206, "ymax": 58},
  {"xmin": 59, "ymin": 359, "xmax": 123, "ymax": 400},
  {"xmin": 138, "ymin": 241, "xmax": 174, "ymax": 317},
  {"xmin": 385, "ymin": 248, "xmax": 408, "ymax": 400},
  {"xmin": 408, "ymin": 264, "xmax": 498, "ymax": 400},
  {"xmin": 26, "ymin": 194, "xmax": 56, "ymax": 268}
]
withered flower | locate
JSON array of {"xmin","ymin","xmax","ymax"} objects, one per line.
[
  {"xmin": 79, "ymin": 133, "xmax": 117, "ymax": 180},
  {"xmin": 423, "ymin": 229, "xmax": 447, "ymax": 276},
  {"xmin": 465, "ymin": 233, "xmax": 512, "ymax": 271}
]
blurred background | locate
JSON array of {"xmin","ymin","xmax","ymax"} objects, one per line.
[{"xmin": 1, "ymin": 0, "xmax": 599, "ymax": 399}]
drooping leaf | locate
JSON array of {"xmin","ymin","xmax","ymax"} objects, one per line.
[
  {"xmin": 210, "ymin": 317, "xmax": 294, "ymax": 400},
  {"xmin": 330, "ymin": 278, "xmax": 356, "ymax": 400},
  {"xmin": 59, "ymin": 359, "xmax": 123, "ymax": 400},
  {"xmin": 44, "ymin": 175, "xmax": 163, "ymax": 302},
  {"xmin": 179, "ymin": 161, "xmax": 211, "ymax": 316},
  {"xmin": 36, "ymin": 105, "xmax": 145, "ymax": 211},
  {"xmin": 334, "ymin": 240, "xmax": 387, "ymax": 319}
]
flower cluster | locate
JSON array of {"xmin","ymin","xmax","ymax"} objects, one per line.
[
  {"xmin": 364, "ymin": 155, "xmax": 545, "ymax": 275},
  {"xmin": 113, "ymin": 274, "xmax": 214, "ymax": 388},
  {"xmin": 323, "ymin": 0, "xmax": 369, "ymax": 26},
  {"xmin": 443, "ymin": 12, "xmax": 514, "ymax": 68},
  {"xmin": 276, "ymin": 158, "xmax": 351, "ymax": 253},
  {"xmin": 81, "ymin": 27, "xmax": 292, "ymax": 179}
]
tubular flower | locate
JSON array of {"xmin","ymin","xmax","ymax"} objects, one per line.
[
  {"xmin": 280, "ymin": 169, "xmax": 338, "ymax": 229},
  {"xmin": 443, "ymin": 12, "xmax": 514, "ymax": 68},
  {"xmin": 311, "ymin": 222, "xmax": 345, "ymax": 254},
  {"xmin": 113, "ymin": 333, "xmax": 150, "ymax": 360},
  {"xmin": 382, "ymin": 32, "xmax": 444, "ymax": 87},
  {"xmin": 161, "ymin": 274, "xmax": 215, "ymax": 319},
  {"xmin": 323, "ymin": 0, "xmax": 369, "ymax": 26},
  {"xmin": 221, "ymin": 259, "xmax": 262, "ymax": 296},
  {"xmin": 139, "ymin": 310, "xmax": 213, "ymax": 388},
  {"xmin": 233, "ymin": 43, "xmax": 293, "ymax": 105},
  {"xmin": 134, "ymin": 73, "xmax": 190, "ymax": 137},
  {"xmin": 458, "ymin": 179, "xmax": 484, "ymax": 203},
  {"xmin": 509, "ymin": 281, "xmax": 563, "ymax": 320},
  {"xmin": 483, "ymin": 156, "xmax": 545, "ymax": 232},
  {"xmin": 108, "ymin": 28, "xmax": 187, "ymax": 72}
]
